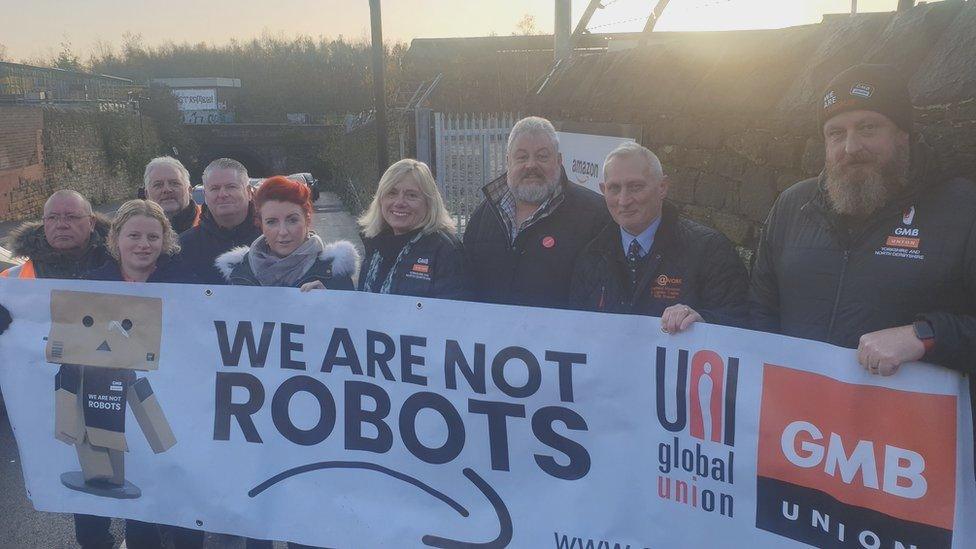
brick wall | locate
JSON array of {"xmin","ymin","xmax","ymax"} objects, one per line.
[
  {"xmin": 0, "ymin": 106, "xmax": 159, "ymax": 222},
  {"xmin": 0, "ymin": 107, "xmax": 45, "ymax": 220}
]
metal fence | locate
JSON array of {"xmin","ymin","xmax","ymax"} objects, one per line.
[{"xmin": 434, "ymin": 112, "xmax": 517, "ymax": 230}]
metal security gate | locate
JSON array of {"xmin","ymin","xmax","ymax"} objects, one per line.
[{"xmin": 433, "ymin": 112, "xmax": 517, "ymax": 230}]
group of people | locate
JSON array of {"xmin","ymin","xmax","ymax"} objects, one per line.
[{"xmin": 0, "ymin": 62, "xmax": 974, "ymax": 547}]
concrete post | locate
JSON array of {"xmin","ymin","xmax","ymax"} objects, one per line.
[
  {"xmin": 554, "ymin": 0, "xmax": 572, "ymax": 62},
  {"xmin": 369, "ymin": 0, "xmax": 389, "ymax": 173}
]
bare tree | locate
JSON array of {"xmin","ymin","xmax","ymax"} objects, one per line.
[
  {"xmin": 515, "ymin": 14, "xmax": 539, "ymax": 36},
  {"xmin": 53, "ymin": 38, "xmax": 82, "ymax": 71},
  {"xmin": 0, "ymin": 43, "xmax": 8, "ymax": 62},
  {"xmin": 121, "ymin": 32, "xmax": 145, "ymax": 57}
]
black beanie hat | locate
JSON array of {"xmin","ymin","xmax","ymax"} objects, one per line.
[{"xmin": 819, "ymin": 64, "xmax": 913, "ymax": 133}]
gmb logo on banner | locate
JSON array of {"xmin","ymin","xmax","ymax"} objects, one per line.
[
  {"xmin": 654, "ymin": 347, "xmax": 740, "ymax": 519},
  {"xmin": 756, "ymin": 365, "xmax": 957, "ymax": 548}
]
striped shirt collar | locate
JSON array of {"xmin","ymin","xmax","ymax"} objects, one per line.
[{"xmin": 484, "ymin": 174, "xmax": 565, "ymax": 244}]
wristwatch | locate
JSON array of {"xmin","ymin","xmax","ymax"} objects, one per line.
[{"xmin": 913, "ymin": 319, "xmax": 936, "ymax": 354}]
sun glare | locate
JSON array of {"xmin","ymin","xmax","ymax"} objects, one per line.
[{"xmin": 582, "ymin": 0, "xmax": 925, "ymax": 34}]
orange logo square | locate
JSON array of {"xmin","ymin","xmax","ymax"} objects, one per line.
[
  {"xmin": 757, "ymin": 365, "xmax": 956, "ymax": 531},
  {"xmin": 886, "ymin": 236, "xmax": 920, "ymax": 249}
]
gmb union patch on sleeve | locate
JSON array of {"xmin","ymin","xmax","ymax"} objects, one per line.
[{"xmin": 755, "ymin": 365, "xmax": 957, "ymax": 548}]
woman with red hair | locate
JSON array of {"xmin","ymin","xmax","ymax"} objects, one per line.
[
  {"xmin": 215, "ymin": 182, "xmax": 343, "ymax": 549},
  {"xmin": 216, "ymin": 176, "xmax": 358, "ymax": 290}
]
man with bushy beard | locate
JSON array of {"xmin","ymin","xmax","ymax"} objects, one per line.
[
  {"xmin": 464, "ymin": 116, "xmax": 609, "ymax": 307},
  {"xmin": 750, "ymin": 65, "xmax": 976, "ymax": 450}
]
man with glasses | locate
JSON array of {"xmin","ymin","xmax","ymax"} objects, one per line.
[
  {"xmin": 0, "ymin": 189, "xmax": 120, "ymax": 549},
  {"xmin": 1, "ymin": 189, "xmax": 110, "ymax": 279}
]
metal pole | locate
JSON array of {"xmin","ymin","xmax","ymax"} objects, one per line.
[
  {"xmin": 851, "ymin": 0, "xmax": 858, "ymax": 15},
  {"xmin": 639, "ymin": 0, "xmax": 672, "ymax": 46},
  {"xmin": 369, "ymin": 0, "xmax": 389, "ymax": 172},
  {"xmin": 573, "ymin": 0, "xmax": 603, "ymax": 37},
  {"xmin": 554, "ymin": 0, "xmax": 572, "ymax": 62}
]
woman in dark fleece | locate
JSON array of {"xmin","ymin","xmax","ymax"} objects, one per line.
[{"xmin": 357, "ymin": 159, "xmax": 467, "ymax": 300}]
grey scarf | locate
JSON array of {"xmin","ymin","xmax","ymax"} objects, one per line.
[{"xmin": 247, "ymin": 233, "xmax": 324, "ymax": 287}]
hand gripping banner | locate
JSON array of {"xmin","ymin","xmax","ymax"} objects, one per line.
[{"xmin": 0, "ymin": 278, "xmax": 973, "ymax": 548}]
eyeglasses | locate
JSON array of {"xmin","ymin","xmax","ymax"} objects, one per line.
[{"xmin": 42, "ymin": 214, "xmax": 91, "ymax": 224}]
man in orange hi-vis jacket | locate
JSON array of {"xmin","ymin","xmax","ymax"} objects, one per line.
[
  {"xmin": 1, "ymin": 189, "xmax": 110, "ymax": 280},
  {"xmin": 0, "ymin": 188, "xmax": 116, "ymax": 547}
]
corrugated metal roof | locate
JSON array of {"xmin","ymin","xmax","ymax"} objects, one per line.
[
  {"xmin": 0, "ymin": 61, "xmax": 132, "ymax": 83},
  {"xmin": 152, "ymin": 77, "xmax": 242, "ymax": 88}
]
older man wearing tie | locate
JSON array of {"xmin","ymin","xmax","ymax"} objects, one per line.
[{"xmin": 570, "ymin": 142, "xmax": 748, "ymax": 332}]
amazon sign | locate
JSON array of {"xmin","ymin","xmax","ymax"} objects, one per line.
[{"xmin": 556, "ymin": 121, "xmax": 641, "ymax": 194}]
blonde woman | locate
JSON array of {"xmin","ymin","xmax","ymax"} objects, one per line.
[
  {"xmin": 358, "ymin": 159, "xmax": 468, "ymax": 299},
  {"xmin": 85, "ymin": 199, "xmax": 199, "ymax": 284},
  {"xmin": 80, "ymin": 200, "xmax": 202, "ymax": 549}
]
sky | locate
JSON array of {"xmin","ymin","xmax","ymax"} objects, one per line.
[{"xmin": 0, "ymin": 0, "xmax": 938, "ymax": 62}]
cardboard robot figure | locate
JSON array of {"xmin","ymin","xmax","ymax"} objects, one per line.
[{"xmin": 46, "ymin": 290, "xmax": 176, "ymax": 499}]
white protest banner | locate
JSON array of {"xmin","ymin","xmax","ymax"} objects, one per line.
[
  {"xmin": 0, "ymin": 278, "xmax": 973, "ymax": 548},
  {"xmin": 172, "ymin": 88, "xmax": 218, "ymax": 112}
]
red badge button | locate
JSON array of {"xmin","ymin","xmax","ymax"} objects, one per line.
[{"xmin": 541, "ymin": 236, "xmax": 556, "ymax": 248}]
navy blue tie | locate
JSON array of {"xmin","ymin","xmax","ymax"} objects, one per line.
[{"xmin": 627, "ymin": 239, "xmax": 642, "ymax": 283}]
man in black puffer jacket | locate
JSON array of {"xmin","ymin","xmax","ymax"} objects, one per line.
[
  {"xmin": 2, "ymin": 190, "xmax": 110, "ymax": 279},
  {"xmin": 571, "ymin": 142, "xmax": 748, "ymax": 331},
  {"xmin": 750, "ymin": 64, "xmax": 976, "ymax": 469},
  {"xmin": 463, "ymin": 116, "xmax": 609, "ymax": 308},
  {"xmin": 179, "ymin": 158, "xmax": 262, "ymax": 284}
]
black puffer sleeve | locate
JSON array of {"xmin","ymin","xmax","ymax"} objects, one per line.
[
  {"xmin": 919, "ymin": 209, "xmax": 976, "ymax": 374},
  {"xmin": 696, "ymin": 231, "xmax": 749, "ymax": 328},
  {"xmin": 431, "ymin": 233, "xmax": 471, "ymax": 300},
  {"xmin": 748, "ymin": 199, "xmax": 784, "ymax": 333}
]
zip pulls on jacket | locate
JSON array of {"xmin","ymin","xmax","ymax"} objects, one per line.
[
  {"xmin": 802, "ymin": 200, "xmax": 853, "ymax": 341},
  {"xmin": 826, "ymin": 250, "xmax": 851, "ymax": 340},
  {"xmin": 803, "ymin": 196, "xmax": 908, "ymax": 342}
]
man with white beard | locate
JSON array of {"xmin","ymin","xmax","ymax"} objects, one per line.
[
  {"xmin": 143, "ymin": 156, "xmax": 201, "ymax": 234},
  {"xmin": 749, "ymin": 65, "xmax": 976, "ymax": 465},
  {"xmin": 463, "ymin": 116, "xmax": 609, "ymax": 308}
]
